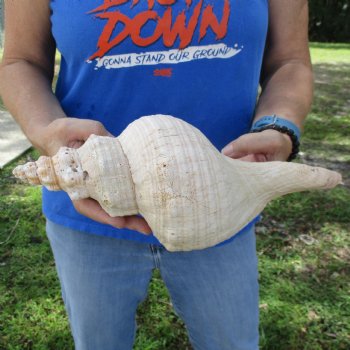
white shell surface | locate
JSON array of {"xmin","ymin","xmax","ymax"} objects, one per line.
[
  {"xmin": 118, "ymin": 115, "xmax": 260, "ymax": 250},
  {"xmin": 119, "ymin": 115, "xmax": 342, "ymax": 251},
  {"xmin": 77, "ymin": 135, "xmax": 138, "ymax": 216}
]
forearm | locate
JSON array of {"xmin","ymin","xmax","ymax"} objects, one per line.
[
  {"xmin": 0, "ymin": 59, "xmax": 66, "ymax": 151},
  {"xmin": 254, "ymin": 59, "xmax": 313, "ymax": 129},
  {"xmin": 223, "ymin": 0, "xmax": 312, "ymax": 162},
  {"xmin": 254, "ymin": 0, "xmax": 313, "ymax": 130}
]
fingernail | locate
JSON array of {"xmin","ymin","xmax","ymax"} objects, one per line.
[{"xmin": 221, "ymin": 144, "xmax": 233, "ymax": 155}]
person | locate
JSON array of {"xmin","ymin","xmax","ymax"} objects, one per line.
[{"xmin": 0, "ymin": 0, "xmax": 313, "ymax": 349}]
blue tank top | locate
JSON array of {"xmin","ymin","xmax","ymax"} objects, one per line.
[{"xmin": 44, "ymin": 0, "xmax": 268, "ymax": 245}]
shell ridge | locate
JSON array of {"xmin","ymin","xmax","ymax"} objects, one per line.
[{"xmin": 115, "ymin": 136, "xmax": 139, "ymax": 212}]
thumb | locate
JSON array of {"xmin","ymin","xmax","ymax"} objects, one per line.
[
  {"xmin": 66, "ymin": 118, "xmax": 113, "ymax": 140},
  {"xmin": 221, "ymin": 133, "xmax": 271, "ymax": 159},
  {"xmin": 44, "ymin": 118, "xmax": 114, "ymax": 156}
]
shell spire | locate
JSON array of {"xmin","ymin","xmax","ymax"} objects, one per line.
[
  {"xmin": 13, "ymin": 147, "xmax": 89, "ymax": 198},
  {"xmin": 12, "ymin": 136, "xmax": 138, "ymax": 217},
  {"xmin": 13, "ymin": 156, "xmax": 61, "ymax": 190}
]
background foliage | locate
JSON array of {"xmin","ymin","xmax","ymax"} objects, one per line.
[
  {"xmin": 0, "ymin": 1, "xmax": 349, "ymax": 46},
  {"xmin": 309, "ymin": 0, "xmax": 350, "ymax": 42}
]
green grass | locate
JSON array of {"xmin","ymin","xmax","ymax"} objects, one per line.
[
  {"xmin": 310, "ymin": 42, "xmax": 350, "ymax": 64},
  {"xmin": 1, "ymin": 43, "xmax": 350, "ymax": 349},
  {"xmin": 257, "ymin": 41, "xmax": 350, "ymax": 350}
]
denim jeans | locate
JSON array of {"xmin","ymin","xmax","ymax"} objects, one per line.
[{"xmin": 46, "ymin": 220, "xmax": 259, "ymax": 350}]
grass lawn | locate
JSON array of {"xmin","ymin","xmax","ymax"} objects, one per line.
[{"xmin": 0, "ymin": 43, "xmax": 350, "ymax": 349}]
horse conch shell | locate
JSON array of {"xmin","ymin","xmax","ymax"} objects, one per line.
[{"xmin": 13, "ymin": 115, "xmax": 342, "ymax": 251}]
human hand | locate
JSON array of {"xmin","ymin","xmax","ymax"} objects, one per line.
[
  {"xmin": 73, "ymin": 198, "xmax": 152, "ymax": 235},
  {"xmin": 37, "ymin": 118, "xmax": 152, "ymax": 234},
  {"xmin": 221, "ymin": 129, "xmax": 293, "ymax": 162},
  {"xmin": 35, "ymin": 117, "xmax": 113, "ymax": 156}
]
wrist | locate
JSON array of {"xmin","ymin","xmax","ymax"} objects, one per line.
[{"xmin": 251, "ymin": 115, "xmax": 301, "ymax": 139}]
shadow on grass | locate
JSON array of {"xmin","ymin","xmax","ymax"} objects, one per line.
[
  {"xmin": 301, "ymin": 62, "xmax": 350, "ymax": 187},
  {"xmin": 311, "ymin": 63, "xmax": 350, "ymax": 116}
]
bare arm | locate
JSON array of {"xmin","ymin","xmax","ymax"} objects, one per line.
[
  {"xmin": 0, "ymin": 0, "xmax": 151, "ymax": 234},
  {"xmin": 255, "ymin": 0, "xmax": 313, "ymax": 126},
  {"xmin": 222, "ymin": 0, "xmax": 313, "ymax": 161},
  {"xmin": 0, "ymin": 0, "xmax": 66, "ymax": 153}
]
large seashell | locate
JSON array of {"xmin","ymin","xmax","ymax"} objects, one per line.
[{"xmin": 13, "ymin": 115, "xmax": 342, "ymax": 251}]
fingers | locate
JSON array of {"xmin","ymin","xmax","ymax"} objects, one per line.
[
  {"xmin": 222, "ymin": 133, "xmax": 272, "ymax": 158},
  {"xmin": 124, "ymin": 216, "xmax": 152, "ymax": 235},
  {"xmin": 238, "ymin": 154, "xmax": 268, "ymax": 162},
  {"xmin": 74, "ymin": 198, "xmax": 126, "ymax": 227},
  {"xmin": 73, "ymin": 198, "xmax": 152, "ymax": 235}
]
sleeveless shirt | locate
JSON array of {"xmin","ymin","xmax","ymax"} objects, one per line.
[{"xmin": 44, "ymin": 0, "xmax": 268, "ymax": 245}]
